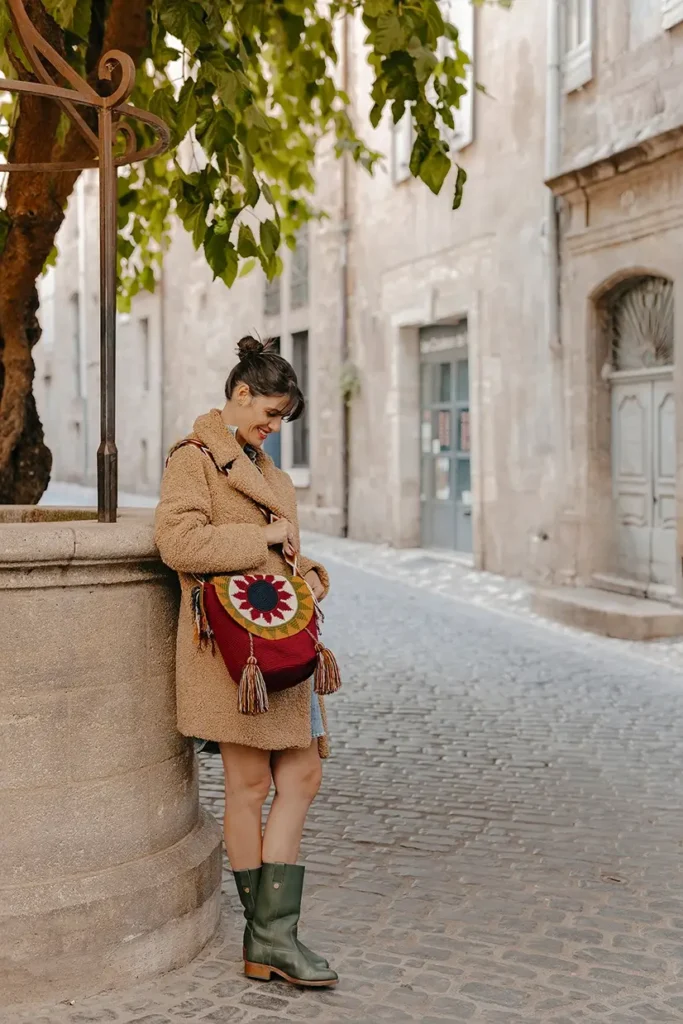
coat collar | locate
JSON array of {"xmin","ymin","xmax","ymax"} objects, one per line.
[{"xmin": 192, "ymin": 409, "xmax": 288, "ymax": 519}]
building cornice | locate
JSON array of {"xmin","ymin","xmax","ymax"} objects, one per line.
[{"xmin": 546, "ymin": 123, "xmax": 683, "ymax": 197}]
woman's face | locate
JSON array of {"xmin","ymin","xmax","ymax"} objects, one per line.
[{"xmin": 235, "ymin": 387, "xmax": 291, "ymax": 449}]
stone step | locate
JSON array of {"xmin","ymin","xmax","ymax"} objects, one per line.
[{"xmin": 532, "ymin": 585, "xmax": 683, "ymax": 641}]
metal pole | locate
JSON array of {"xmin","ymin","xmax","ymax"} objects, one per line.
[{"xmin": 97, "ymin": 107, "xmax": 118, "ymax": 522}]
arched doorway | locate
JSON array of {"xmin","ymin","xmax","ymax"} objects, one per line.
[{"xmin": 603, "ymin": 275, "xmax": 675, "ymax": 587}]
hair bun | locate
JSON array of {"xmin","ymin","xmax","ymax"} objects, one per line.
[{"xmin": 237, "ymin": 335, "xmax": 265, "ymax": 359}]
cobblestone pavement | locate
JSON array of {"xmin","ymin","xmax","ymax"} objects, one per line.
[{"xmin": 8, "ymin": 541, "xmax": 683, "ymax": 1023}]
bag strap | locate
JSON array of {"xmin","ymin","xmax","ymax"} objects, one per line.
[
  {"xmin": 166, "ymin": 437, "xmax": 301, "ymax": 576},
  {"xmin": 166, "ymin": 438, "xmax": 231, "ymax": 477}
]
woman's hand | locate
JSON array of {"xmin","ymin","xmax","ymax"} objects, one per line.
[
  {"xmin": 263, "ymin": 518, "xmax": 298, "ymax": 559},
  {"xmin": 305, "ymin": 570, "xmax": 325, "ymax": 601}
]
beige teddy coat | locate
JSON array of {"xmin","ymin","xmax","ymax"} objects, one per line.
[{"xmin": 154, "ymin": 409, "xmax": 331, "ymax": 757}]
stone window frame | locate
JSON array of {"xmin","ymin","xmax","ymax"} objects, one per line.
[
  {"xmin": 262, "ymin": 250, "xmax": 312, "ymax": 489},
  {"xmin": 438, "ymin": 0, "xmax": 476, "ymax": 152},
  {"xmin": 562, "ymin": 0, "xmax": 594, "ymax": 94},
  {"xmin": 663, "ymin": 0, "xmax": 683, "ymax": 31}
]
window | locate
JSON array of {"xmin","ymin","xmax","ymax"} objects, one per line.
[
  {"xmin": 140, "ymin": 316, "xmax": 151, "ymax": 392},
  {"xmin": 264, "ymin": 273, "xmax": 281, "ymax": 318},
  {"xmin": 69, "ymin": 292, "xmax": 83, "ymax": 399},
  {"xmin": 391, "ymin": 113, "xmax": 413, "ymax": 184},
  {"xmin": 563, "ymin": 0, "xmax": 594, "ymax": 93},
  {"xmin": 290, "ymin": 226, "xmax": 309, "ymax": 311},
  {"xmin": 439, "ymin": 0, "xmax": 475, "ymax": 151},
  {"xmin": 291, "ymin": 330, "xmax": 309, "ymax": 468},
  {"xmin": 663, "ymin": 0, "xmax": 683, "ymax": 30},
  {"xmin": 262, "ymin": 338, "xmax": 283, "ymax": 468}
]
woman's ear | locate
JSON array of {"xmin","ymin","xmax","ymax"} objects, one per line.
[{"xmin": 236, "ymin": 383, "xmax": 251, "ymax": 406}]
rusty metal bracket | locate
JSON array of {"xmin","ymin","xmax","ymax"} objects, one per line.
[{"xmin": 0, "ymin": 0, "xmax": 171, "ymax": 522}]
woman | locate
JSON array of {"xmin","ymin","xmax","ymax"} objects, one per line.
[{"xmin": 155, "ymin": 337, "xmax": 339, "ymax": 988}]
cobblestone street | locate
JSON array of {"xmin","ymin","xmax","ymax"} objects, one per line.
[{"xmin": 8, "ymin": 541, "xmax": 683, "ymax": 1023}]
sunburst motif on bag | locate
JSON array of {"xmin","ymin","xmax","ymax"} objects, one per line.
[{"xmin": 213, "ymin": 574, "xmax": 316, "ymax": 641}]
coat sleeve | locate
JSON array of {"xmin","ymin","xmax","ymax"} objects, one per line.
[
  {"xmin": 283, "ymin": 477, "xmax": 331, "ymax": 598},
  {"xmin": 154, "ymin": 446, "xmax": 269, "ymax": 575}
]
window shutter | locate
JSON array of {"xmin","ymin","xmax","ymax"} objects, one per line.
[
  {"xmin": 562, "ymin": 0, "xmax": 594, "ymax": 93},
  {"xmin": 663, "ymin": 0, "xmax": 683, "ymax": 31},
  {"xmin": 441, "ymin": 0, "xmax": 475, "ymax": 151}
]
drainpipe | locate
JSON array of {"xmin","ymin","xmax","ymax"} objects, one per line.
[
  {"xmin": 545, "ymin": 0, "xmax": 566, "ymax": 575},
  {"xmin": 340, "ymin": 11, "xmax": 351, "ymax": 538},
  {"xmin": 545, "ymin": 0, "xmax": 561, "ymax": 349},
  {"xmin": 76, "ymin": 174, "xmax": 89, "ymax": 479},
  {"xmin": 159, "ymin": 259, "xmax": 166, "ymax": 489}
]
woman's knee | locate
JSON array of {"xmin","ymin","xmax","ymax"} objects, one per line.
[
  {"xmin": 275, "ymin": 752, "xmax": 323, "ymax": 804},
  {"xmin": 221, "ymin": 746, "xmax": 272, "ymax": 810},
  {"xmin": 225, "ymin": 768, "xmax": 272, "ymax": 810}
]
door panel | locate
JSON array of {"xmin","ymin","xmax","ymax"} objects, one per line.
[
  {"xmin": 419, "ymin": 330, "xmax": 471, "ymax": 553},
  {"xmin": 610, "ymin": 374, "xmax": 675, "ymax": 587},
  {"xmin": 651, "ymin": 379, "xmax": 676, "ymax": 585},
  {"xmin": 611, "ymin": 382, "xmax": 652, "ymax": 583}
]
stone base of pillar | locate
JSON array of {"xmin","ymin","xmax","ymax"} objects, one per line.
[{"xmin": 0, "ymin": 509, "xmax": 223, "ymax": 1008}]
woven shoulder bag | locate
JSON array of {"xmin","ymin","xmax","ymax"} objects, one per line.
[{"xmin": 167, "ymin": 439, "xmax": 342, "ymax": 715}]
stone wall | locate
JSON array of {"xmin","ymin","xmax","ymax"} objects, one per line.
[{"xmin": 562, "ymin": 7, "xmax": 683, "ymax": 173}]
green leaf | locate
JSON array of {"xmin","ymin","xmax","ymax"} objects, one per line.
[
  {"xmin": 184, "ymin": 201, "xmax": 209, "ymax": 250},
  {"xmin": 237, "ymin": 223, "xmax": 259, "ymax": 258},
  {"xmin": 204, "ymin": 226, "xmax": 227, "ymax": 278},
  {"xmin": 424, "ymin": 0, "xmax": 446, "ymax": 43},
  {"xmin": 239, "ymin": 257, "xmax": 257, "ymax": 278},
  {"xmin": 176, "ymin": 80, "xmax": 198, "ymax": 142},
  {"xmin": 244, "ymin": 104, "xmax": 271, "ymax": 132},
  {"xmin": 363, "ymin": 0, "xmax": 394, "ymax": 15},
  {"xmin": 70, "ymin": 0, "xmax": 91, "ymax": 41},
  {"xmin": 373, "ymin": 13, "xmax": 406, "ymax": 55},
  {"xmin": 160, "ymin": 0, "xmax": 207, "ymax": 54},
  {"xmin": 260, "ymin": 219, "xmax": 280, "ymax": 258},
  {"xmin": 278, "ymin": 9, "xmax": 306, "ymax": 51},
  {"xmin": 0, "ymin": 0, "xmax": 10, "ymax": 48},
  {"xmin": 149, "ymin": 89, "xmax": 177, "ymax": 138},
  {"xmin": 411, "ymin": 45, "xmax": 438, "ymax": 84},
  {"xmin": 452, "ymin": 164, "xmax": 467, "ymax": 210},
  {"xmin": 418, "ymin": 143, "xmax": 451, "ymax": 195},
  {"xmin": 222, "ymin": 246, "xmax": 239, "ymax": 287},
  {"xmin": 196, "ymin": 109, "xmax": 236, "ymax": 157}
]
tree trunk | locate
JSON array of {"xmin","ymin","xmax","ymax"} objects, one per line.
[
  {"xmin": 0, "ymin": 289, "xmax": 52, "ymax": 504},
  {"xmin": 0, "ymin": 0, "xmax": 151, "ymax": 505}
]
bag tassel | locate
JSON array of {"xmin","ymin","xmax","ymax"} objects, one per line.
[
  {"xmin": 191, "ymin": 583, "xmax": 215, "ymax": 652},
  {"xmin": 238, "ymin": 639, "xmax": 269, "ymax": 715},
  {"xmin": 314, "ymin": 642, "xmax": 342, "ymax": 696}
]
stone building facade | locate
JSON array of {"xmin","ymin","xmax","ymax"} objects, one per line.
[
  {"xmin": 547, "ymin": 0, "xmax": 683, "ymax": 602},
  {"xmin": 33, "ymin": 1, "xmax": 683, "ymax": 599}
]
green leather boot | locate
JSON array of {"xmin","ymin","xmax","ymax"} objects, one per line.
[
  {"xmin": 243, "ymin": 862, "xmax": 338, "ymax": 987},
  {"xmin": 233, "ymin": 867, "xmax": 329, "ymax": 969}
]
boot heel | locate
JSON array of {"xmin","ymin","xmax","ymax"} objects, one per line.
[{"xmin": 245, "ymin": 961, "xmax": 272, "ymax": 981}]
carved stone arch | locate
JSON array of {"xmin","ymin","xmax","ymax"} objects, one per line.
[{"xmin": 596, "ymin": 273, "xmax": 674, "ymax": 374}]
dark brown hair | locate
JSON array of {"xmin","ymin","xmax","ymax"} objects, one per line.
[{"xmin": 225, "ymin": 336, "xmax": 305, "ymax": 421}]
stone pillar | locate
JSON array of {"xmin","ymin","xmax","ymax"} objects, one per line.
[{"xmin": 0, "ymin": 508, "xmax": 223, "ymax": 1008}]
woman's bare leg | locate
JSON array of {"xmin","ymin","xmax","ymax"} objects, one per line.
[
  {"xmin": 262, "ymin": 741, "xmax": 322, "ymax": 864},
  {"xmin": 219, "ymin": 742, "xmax": 272, "ymax": 869}
]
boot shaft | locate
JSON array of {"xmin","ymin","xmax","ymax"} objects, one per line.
[
  {"xmin": 249, "ymin": 862, "xmax": 305, "ymax": 949},
  {"xmin": 233, "ymin": 867, "xmax": 262, "ymax": 921}
]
